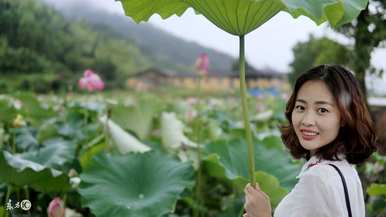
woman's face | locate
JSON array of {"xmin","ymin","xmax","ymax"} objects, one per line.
[{"xmin": 291, "ymin": 80, "xmax": 341, "ymax": 154}]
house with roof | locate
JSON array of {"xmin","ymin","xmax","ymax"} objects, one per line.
[{"xmin": 128, "ymin": 66, "xmax": 288, "ymax": 94}]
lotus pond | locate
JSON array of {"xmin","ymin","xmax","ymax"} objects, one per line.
[{"xmin": 0, "ymin": 90, "xmax": 385, "ymax": 217}]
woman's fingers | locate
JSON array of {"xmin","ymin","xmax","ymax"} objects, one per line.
[
  {"xmin": 261, "ymin": 190, "xmax": 271, "ymax": 201},
  {"xmin": 245, "ymin": 183, "xmax": 252, "ymax": 192},
  {"xmin": 245, "ymin": 182, "xmax": 262, "ymax": 191},
  {"xmin": 244, "ymin": 183, "xmax": 272, "ymax": 217},
  {"xmin": 244, "ymin": 187, "xmax": 250, "ymax": 195}
]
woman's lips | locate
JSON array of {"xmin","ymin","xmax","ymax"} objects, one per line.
[{"xmin": 300, "ymin": 129, "xmax": 319, "ymax": 141}]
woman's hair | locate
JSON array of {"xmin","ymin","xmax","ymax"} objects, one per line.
[{"xmin": 281, "ymin": 64, "xmax": 379, "ymax": 164}]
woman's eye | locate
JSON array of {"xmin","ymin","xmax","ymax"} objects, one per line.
[
  {"xmin": 295, "ymin": 105, "xmax": 305, "ymax": 111},
  {"xmin": 318, "ymin": 108, "xmax": 329, "ymax": 114}
]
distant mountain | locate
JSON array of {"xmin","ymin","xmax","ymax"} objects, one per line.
[{"xmin": 41, "ymin": 0, "xmax": 235, "ymax": 74}]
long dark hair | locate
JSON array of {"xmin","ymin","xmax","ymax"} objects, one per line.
[{"xmin": 281, "ymin": 64, "xmax": 379, "ymax": 164}]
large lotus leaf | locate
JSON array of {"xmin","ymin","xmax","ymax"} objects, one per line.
[
  {"xmin": 282, "ymin": 0, "xmax": 368, "ymax": 27},
  {"xmin": 12, "ymin": 127, "xmax": 39, "ymax": 151},
  {"xmin": 186, "ymin": 0, "xmax": 284, "ymax": 35},
  {"xmin": 120, "ymin": 0, "xmax": 190, "ymax": 22},
  {"xmin": 58, "ymin": 121, "xmax": 85, "ymax": 141},
  {"xmin": 55, "ymin": 104, "xmax": 100, "ymax": 142},
  {"xmin": 256, "ymin": 136, "xmax": 302, "ymax": 188},
  {"xmin": 231, "ymin": 170, "xmax": 287, "ymax": 207},
  {"xmin": 110, "ymin": 101, "xmax": 157, "ymax": 140},
  {"xmin": 0, "ymin": 149, "xmax": 70, "ymax": 193},
  {"xmin": 119, "ymin": 0, "xmax": 368, "ymax": 35},
  {"xmin": 204, "ymin": 149, "xmax": 287, "ymax": 207},
  {"xmin": 37, "ymin": 118, "xmax": 59, "ymax": 143},
  {"xmin": 119, "ymin": 0, "xmax": 283, "ymax": 35},
  {"xmin": 21, "ymin": 138, "xmax": 76, "ymax": 169},
  {"xmin": 58, "ymin": 121, "xmax": 99, "ymax": 143},
  {"xmin": 203, "ymin": 138, "xmax": 301, "ymax": 190},
  {"xmin": 79, "ymin": 151, "xmax": 194, "ymax": 217}
]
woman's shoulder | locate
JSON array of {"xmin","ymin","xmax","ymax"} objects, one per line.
[
  {"xmin": 275, "ymin": 157, "xmax": 364, "ymax": 217},
  {"xmin": 299, "ymin": 164, "xmax": 337, "ymax": 187},
  {"xmin": 301, "ymin": 157, "xmax": 359, "ymax": 188},
  {"xmin": 277, "ymin": 162, "xmax": 344, "ymax": 216}
]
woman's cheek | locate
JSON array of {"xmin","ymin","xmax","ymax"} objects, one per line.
[{"xmin": 291, "ymin": 113, "xmax": 301, "ymax": 131}]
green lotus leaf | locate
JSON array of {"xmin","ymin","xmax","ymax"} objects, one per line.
[
  {"xmin": 367, "ymin": 183, "xmax": 386, "ymax": 196},
  {"xmin": 58, "ymin": 121, "xmax": 86, "ymax": 141},
  {"xmin": 120, "ymin": 0, "xmax": 190, "ymax": 22},
  {"xmin": 79, "ymin": 151, "xmax": 194, "ymax": 217},
  {"xmin": 258, "ymin": 134, "xmax": 284, "ymax": 150},
  {"xmin": 62, "ymin": 102, "xmax": 100, "ymax": 137},
  {"xmin": 37, "ymin": 118, "xmax": 59, "ymax": 143},
  {"xmin": 119, "ymin": 0, "xmax": 368, "ymax": 35},
  {"xmin": 120, "ymin": 0, "xmax": 284, "ymax": 35},
  {"xmin": 203, "ymin": 138, "xmax": 301, "ymax": 190},
  {"xmin": 79, "ymin": 142, "xmax": 107, "ymax": 169},
  {"xmin": 186, "ymin": 0, "xmax": 284, "ymax": 35},
  {"xmin": 21, "ymin": 138, "xmax": 76, "ymax": 169},
  {"xmin": 12, "ymin": 127, "xmax": 39, "ymax": 151},
  {"xmin": 204, "ymin": 149, "xmax": 287, "ymax": 207},
  {"xmin": 0, "ymin": 149, "xmax": 71, "ymax": 193},
  {"xmin": 282, "ymin": 0, "xmax": 368, "ymax": 27}
]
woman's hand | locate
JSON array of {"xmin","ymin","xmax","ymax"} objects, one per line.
[{"xmin": 243, "ymin": 183, "xmax": 272, "ymax": 217}]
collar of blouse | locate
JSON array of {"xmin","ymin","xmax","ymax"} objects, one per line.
[{"xmin": 296, "ymin": 153, "xmax": 347, "ymax": 179}]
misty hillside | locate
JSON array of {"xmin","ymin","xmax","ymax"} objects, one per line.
[{"xmin": 42, "ymin": 0, "xmax": 236, "ymax": 74}]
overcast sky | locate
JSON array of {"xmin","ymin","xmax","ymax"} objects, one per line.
[
  {"xmin": 47, "ymin": 0, "xmax": 386, "ymax": 94},
  {"xmin": 92, "ymin": 0, "xmax": 386, "ymax": 72}
]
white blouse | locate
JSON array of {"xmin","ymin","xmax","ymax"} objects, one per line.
[{"xmin": 274, "ymin": 155, "xmax": 365, "ymax": 217}]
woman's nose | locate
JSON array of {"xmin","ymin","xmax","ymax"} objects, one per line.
[{"xmin": 301, "ymin": 111, "xmax": 315, "ymax": 126}]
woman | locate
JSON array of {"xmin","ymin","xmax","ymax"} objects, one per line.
[{"xmin": 244, "ymin": 64, "xmax": 380, "ymax": 217}]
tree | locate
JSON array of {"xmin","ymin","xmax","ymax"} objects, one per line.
[
  {"xmin": 0, "ymin": 0, "xmax": 151, "ymax": 92},
  {"xmin": 289, "ymin": 36, "xmax": 351, "ymax": 86},
  {"xmin": 336, "ymin": 0, "xmax": 386, "ymax": 98}
]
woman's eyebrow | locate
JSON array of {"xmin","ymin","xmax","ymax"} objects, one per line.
[
  {"xmin": 314, "ymin": 101, "xmax": 334, "ymax": 106},
  {"xmin": 295, "ymin": 99, "xmax": 307, "ymax": 104},
  {"xmin": 296, "ymin": 99, "xmax": 334, "ymax": 106}
]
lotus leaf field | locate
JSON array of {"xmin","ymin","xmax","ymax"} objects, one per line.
[{"xmin": 0, "ymin": 91, "xmax": 385, "ymax": 217}]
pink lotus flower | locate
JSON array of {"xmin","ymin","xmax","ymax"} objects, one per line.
[
  {"xmin": 78, "ymin": 69, "xmax": 104, "ymax": 91},
  {"xmin": 47, "ymin": 197, "xmax": 65, "ymax": 217},
  {"xmin": 195, "ymin": 53, "xmax": 209, "ymax": 76}
]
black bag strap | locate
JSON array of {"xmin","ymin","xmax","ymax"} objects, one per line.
[{"xmin": 328, "ymin": 163, "xmax": 352, "ymax": 217}]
